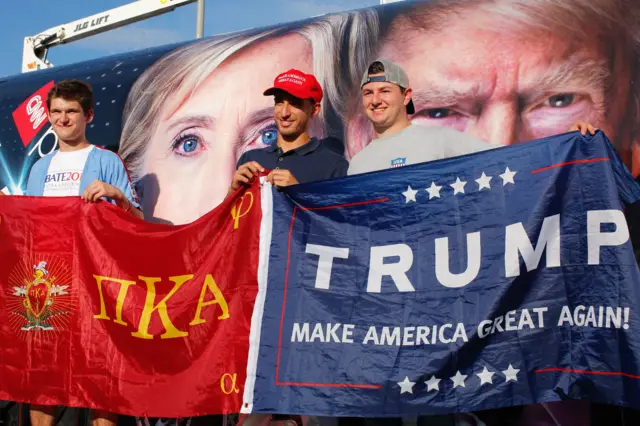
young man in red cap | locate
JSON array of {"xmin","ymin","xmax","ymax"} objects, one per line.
[
  {"xmin": 229, "ymin": 69, "xmax": 348, "ymax": 193},
  {"xmin": 229, "ymin": 70, "xmax": 347, "ymax": 426}
]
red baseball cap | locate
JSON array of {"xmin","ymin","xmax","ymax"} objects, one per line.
[{"xmin": 263, "ymin": 69, "xmax": 323, "ymax": 103}]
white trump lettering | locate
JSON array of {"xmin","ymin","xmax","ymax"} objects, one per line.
[
  {"xmin": 505, "ymin": 214, "xmax": 561, "ymax": 277},
  {"xmin": 366, "ymin": 244, "xmax": 415, "ymax": 293},
  {"xmin": 305, "ymin": 244, "xmax": 349, "ymax": 290},
  {"xmin": 435, "ymin": 232, "xmax": 481, "ymax": 288},
  {"xmin": 587, "ymin": 210, "xmax": 629, "ymax": 265},
  {"xmin": 302, "ymin": 209, "xmax": 629, "ymax": 293}
]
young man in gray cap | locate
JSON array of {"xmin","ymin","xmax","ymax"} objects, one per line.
[
  {"xmin": 348, "ymin": 59, "xmax": 595, "ymax": 175},
  {"xmin": 347, "ymin": 59, "xmax": 493, "ymax": 175}
]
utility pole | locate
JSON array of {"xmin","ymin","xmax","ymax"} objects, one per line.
[{"xmin": 196, "ymin": 0, "xmax": 205, "ymax": 38}]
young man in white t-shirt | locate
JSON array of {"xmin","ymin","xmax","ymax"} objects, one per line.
[
  {"xmin": 21, "ymin": 80, "xmax": 142, "ymax": 221},
  {"xmin": 19, "ymin": 80, "xmax": 141, "ymax": 426}
]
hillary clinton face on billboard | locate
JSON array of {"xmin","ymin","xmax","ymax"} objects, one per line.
[
  {"xmin": 137, "ymin": 35, "xmax": 315, "ymax": 226},
  {"xmin": 118, "ymin": 13, "xmax": 361, "ymax": 225}
]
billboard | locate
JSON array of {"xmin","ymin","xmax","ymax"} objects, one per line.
[{"xmin": 1, "ymin": 0, "xmax": 638, "ymax": 225}]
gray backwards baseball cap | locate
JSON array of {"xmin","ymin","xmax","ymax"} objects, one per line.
[{"xmin": 360, "ymin": 58, "xmax": 415, "ymax": 114}]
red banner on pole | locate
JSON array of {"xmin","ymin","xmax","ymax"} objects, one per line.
[{"xmin": 0, "ymin": 186, "xmax": 261, "ymax": 417}]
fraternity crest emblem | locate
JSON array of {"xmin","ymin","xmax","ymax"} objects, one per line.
[
  {"xmin": 8, "ymin": 259, "xmax": 73, "ymax": 333},
  {"xmin": 391, "ymin": 157, "xmax": 407, "ymax": 168}
]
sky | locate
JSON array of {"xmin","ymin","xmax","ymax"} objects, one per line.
[{"xmin": 0, "ymin": 0, "xmax": 381, "ymax": 78}]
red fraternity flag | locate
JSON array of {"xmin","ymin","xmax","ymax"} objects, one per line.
[{"xmin": 0, "ymin": 184, "xmax": 262, "ymax": 417}]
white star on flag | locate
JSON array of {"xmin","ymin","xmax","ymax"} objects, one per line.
[
  {"xmin": 450, "ymin": 177, "xmax": 467, "ymax": 195},
  {"xmin": 499, "ymin": 167, "xmax": 517, "ymax": 186},
  {"xmin": 426, "ymin": 181, "xmax": 442, "ymax": 200},
  {"xmin": 475, "ymin": 172, "xmax": 492, "ymax": 190},
  {"xmin": 450, "ymin": 370, "xmax": 467, "ymax": 388},
  {"xmin": 402, "ymin": 186, "xmax": 418, "ymax": 203},
  {"xmin": 397, "ymin": 376, "xmax": 416, "ymax": 394},
  {"xmin": 502, "ymin": 364, "xmax": 520, "ymax": 382},
  {"xmin": 476, "ymin": 367, "xmax": 495, "ymax": 385},
  {"xmin": 425, "ymin": 375, "xmax": 441, "ymax": 392}
]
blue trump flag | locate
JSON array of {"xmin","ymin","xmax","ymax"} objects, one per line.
[{"xmin": 241, "ymin": 131, "xmax": 640, "ymax": 417}]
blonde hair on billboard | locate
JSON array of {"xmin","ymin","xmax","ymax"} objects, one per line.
[{"xmin": 119, "ymin": 11, "xmax": 378, "ymax": 184}]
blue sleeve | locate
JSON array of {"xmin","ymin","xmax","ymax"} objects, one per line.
[
  {"xmin": 103, "ymin": 151, "xmax": 140, "ymax": 210},
  {"xmin": 25, "ymin": 169, "xmax": 36, "ymax": 196},
  {"xmin": 25, "ymin": 157, "xmax": 48, "ymax": 197}
]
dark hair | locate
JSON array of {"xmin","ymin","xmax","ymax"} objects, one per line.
[
  {"xmin": 367, "ymin": 61, "xmax": 385, "ymax": 75},
  {"xmin": 46, "ymin": 80, "xmax": 94, "ymax": 113}
]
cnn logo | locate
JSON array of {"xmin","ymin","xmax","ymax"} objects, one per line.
[
  {"xmin": 12, "ymin": 81, "xmax": 55, "ymax": 148},
  {"xmin": 26, "ymin": 95, "xmax": 48, "ymax": 131}
]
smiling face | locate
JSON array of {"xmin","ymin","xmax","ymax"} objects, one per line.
[
  {"xmin": 140, "ymin": 34, "xmax": 313, "ymax": 225},
  {"xmin": 48, "ymin": 97, "xmax": 93, "ymax": 146},
  {"xmin": 272, "ymin": 90, "xmax": 318, "ymax": 141},
  {"xmin": 361, "ymin": 78, "xmax": 411, "ymax": 131},
  {"xmin": 347, "ymin": 7, "xmax": 633, "ymax": 159}
]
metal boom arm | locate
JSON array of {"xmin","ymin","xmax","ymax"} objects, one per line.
[{"xmin": 22, "ymin": 0, "xmax": 198, "ymax": 73}]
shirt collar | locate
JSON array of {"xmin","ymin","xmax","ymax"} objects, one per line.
[{"xmin": 269, "ymin": 138, "xmax": 320, "ymax": 155}]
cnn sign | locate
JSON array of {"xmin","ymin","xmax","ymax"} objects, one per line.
[{"xmin": 12, "ymin": 81, "xmax": 54, "ymax": 147}]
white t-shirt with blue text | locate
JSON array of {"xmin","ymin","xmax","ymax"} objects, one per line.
[{"xmin": 42, "ymin": 145, "xmax": 94, "ymax": 196}]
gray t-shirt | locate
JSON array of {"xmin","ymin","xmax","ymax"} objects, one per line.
[{"xmin": 347, "ymin": 124, "xmax": 495, "ymax": 175}]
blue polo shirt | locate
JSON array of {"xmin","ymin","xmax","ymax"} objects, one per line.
[{"xmin": 237, "ymin": 137, "xmax": 348, "ymax": 183}]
